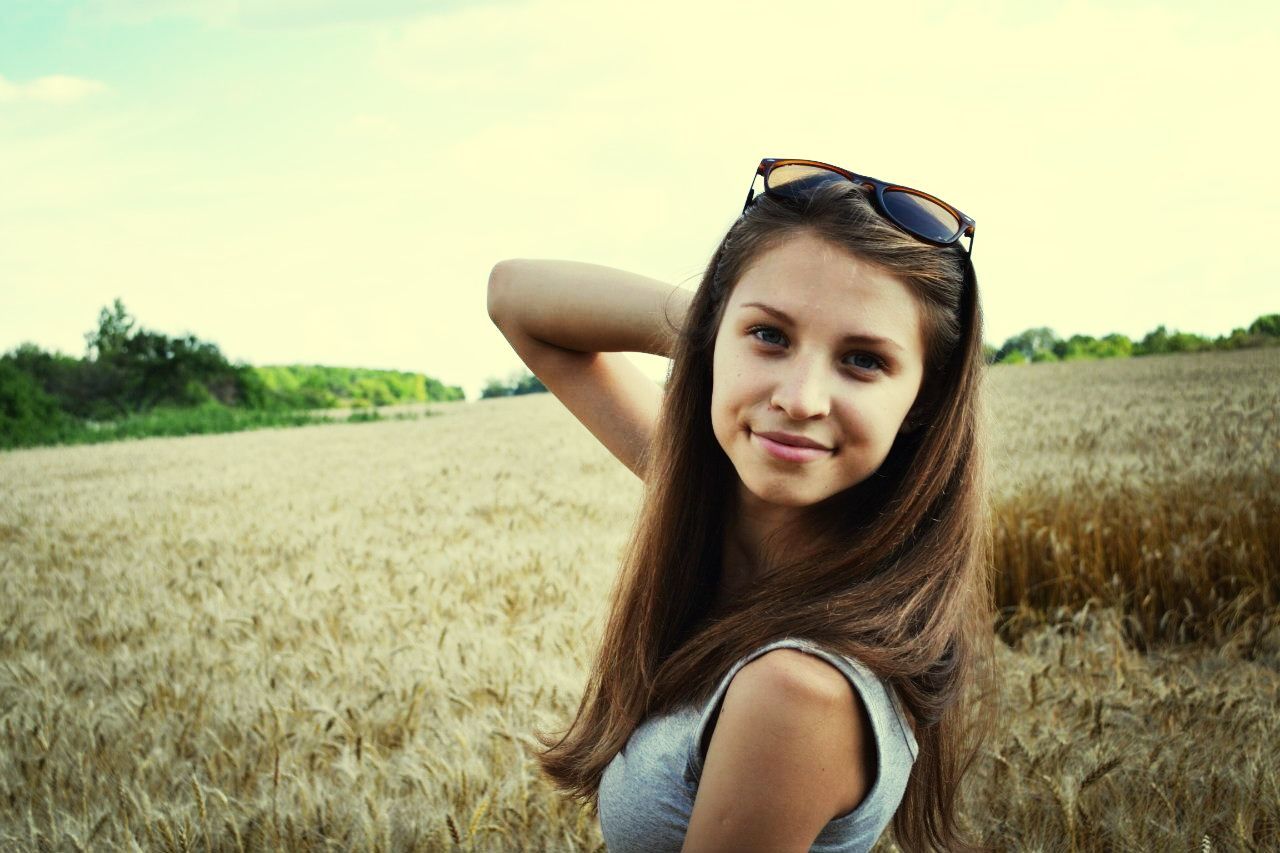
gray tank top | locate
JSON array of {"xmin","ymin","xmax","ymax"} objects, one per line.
[{"xmin": 597, "ymin": 637, "xmax": 919, "ymax": 853}]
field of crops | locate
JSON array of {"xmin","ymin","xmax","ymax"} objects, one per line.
[{"xmin": 1, "ymin": 347, "xmax": 1277, "ymax": 851}]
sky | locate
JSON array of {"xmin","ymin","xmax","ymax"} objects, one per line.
[{"xmin": 2, "ymin": 0, "xmax": 1277, "ymax": 401}]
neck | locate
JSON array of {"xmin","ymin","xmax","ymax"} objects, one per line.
[{"xmin": 716, "ymin": 484, "xmax": 805, "ymax": 609}]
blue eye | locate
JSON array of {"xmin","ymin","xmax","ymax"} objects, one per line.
[
  {"xmin": 847, "ymin": 353, "xmax": 885, "ymax": 372},
  {"xmin": 747, "ymin": 325, "xmax": 887, "ymax": 374},
  {"xmin": 750, "ymin": 326, "xmax": 787, "ymax": 347}
]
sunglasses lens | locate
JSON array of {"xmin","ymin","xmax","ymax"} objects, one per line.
[
  {"xmin": 765, "ymin": 163, "xmax": 850, "ymax": 200},
  {"xmin": 882, "ymin": 189, "xmax": 961, "ymax": 244},
  {"xmin": 759, "ymin": 163, "xmax": 967, "ymax": 247}
]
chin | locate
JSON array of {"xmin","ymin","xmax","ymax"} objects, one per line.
[{"xmin": 742, "ymin": 479, "xmax": 826, "ymax": 509}]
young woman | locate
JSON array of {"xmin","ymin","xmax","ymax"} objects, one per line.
[{"xmin": 487, "ymin": 158, "xmax": 995, "ymax": 852}]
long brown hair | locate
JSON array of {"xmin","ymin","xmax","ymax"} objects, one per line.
[{"xmin": 534, "ymin": 179, "xmax": 996, "ymax": 852}]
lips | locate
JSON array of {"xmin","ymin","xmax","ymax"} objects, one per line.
[
  {"xmin": 753, "ymin": 430, "xmax": 831, "ymax": 451},
  {"xmin": 751, "ymin": 430, "xmax": 833, "ymax": 463}
]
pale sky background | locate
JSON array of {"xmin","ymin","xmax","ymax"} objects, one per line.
[{"xmin": 2, "ymin": 0, "xmax": 1276, "ymax": 401}]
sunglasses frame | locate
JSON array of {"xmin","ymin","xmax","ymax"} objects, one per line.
[{"xmin": 743, "ymin": 157, "xmax": 975, "ymax": 255}]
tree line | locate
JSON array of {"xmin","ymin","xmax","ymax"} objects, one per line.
[
  {"xmin": 1, "ymin": 299, "xmax": 463, "ymax": 449},
  {"xmin": 985, "ymin": 314, "xmax": 1279, "ymax": 364}
]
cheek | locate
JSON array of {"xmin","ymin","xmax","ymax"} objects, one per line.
[
  {"xmin": 709, "ymin": 375, "xmax": 736, "ymax": 449},
  {"xmin": 710, "ymin": 340, "xmax": 737, "ymax": 426},
  {"xmin": 834, "ymin": 393, "xmax": 907, "ymax": 445}
]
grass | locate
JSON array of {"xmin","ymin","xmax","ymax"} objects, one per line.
[
  {"xmin": 0, "ymin": 347, "xmax": 1276, "ymax": 851},
  {"xmin": 985, "ymin": 347, "xmax": 1279, "ymax": 649},
  {"xmin": 1, "ymin": 400, "xmax": 448, "ymax": 451}
]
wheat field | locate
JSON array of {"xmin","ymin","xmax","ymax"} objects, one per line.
[{"xmin": 1, "ymin": 348, "xmax": 1277, "ymax": 851}]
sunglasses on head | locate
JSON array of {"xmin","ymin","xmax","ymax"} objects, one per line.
[{"xmin": 743, "ymin": 158, "xmax": 976, "ymax": 256}]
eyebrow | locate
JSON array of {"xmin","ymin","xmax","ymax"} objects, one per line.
[{"xmin": 738, "ymin": 301, "xmax": 906, "ymax": 353}]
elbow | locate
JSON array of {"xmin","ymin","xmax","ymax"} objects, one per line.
[{"xmin": 487, "ymin": 259, "xmax": 520, "ymax": 327}]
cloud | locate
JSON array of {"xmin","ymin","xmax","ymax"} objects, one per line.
[{"xmin": 0, "ymin": 74, "xmax": 109, "ymax": 104}]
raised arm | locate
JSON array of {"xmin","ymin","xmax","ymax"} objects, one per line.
[{"xmin": 487, "ymin": 259, "xmax": 693, "ymax": 479}]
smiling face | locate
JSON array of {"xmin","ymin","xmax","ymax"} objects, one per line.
[{"xmin": 710, "ymin": 230, "xmax": 927, "ymax": 523}]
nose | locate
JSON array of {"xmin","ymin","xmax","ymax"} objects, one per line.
[{"xmin": 769, "ymin": 351, "xmax": 831, "ymax": 420}]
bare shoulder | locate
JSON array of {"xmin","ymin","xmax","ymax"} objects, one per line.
[{"xmin": 682, "ymin": 649, "xmax": 875, "ymax": 851}]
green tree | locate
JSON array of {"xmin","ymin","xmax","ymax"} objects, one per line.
[
  {"xmin": 480, "ymin": 370, "xmax": 547, "ymax": 398},
  {"xmin": 1050, "ymin": 333, "xmax": 1133, "ymax": 361},
  {"xmin": 84, "ymin": 297, "xmax": 136, "ymax": 361},
  {"xmin": 353, "ymin": 376, "xmax": 396, "ymax": 406},
  {"xmin": 1135, "ymin": 325, "xmax": 1212, "ymax": 355},
  {"xmin": 0, "ymin": 360, "xmax": 73, "ymax": 448},
  {"xmin": 1098, "ymin": 333, "xmax": 1133, "ymax": 358},
  {"xmin": 995, "ymin": 327, "xmax": 1060, "ymax": 363},
  {"xmin": 481, "ymin": 377, "xmax": 510, "ymax": 399},
  {"xmin": 74, "ymin": 299, "xmax": 265, "ymax": 415},
  {"xmin": 2, "ymin": 342, "xmax": 99, "ymax": 417},
  {"xmin": 252, "ymin": 365, "xmax": 463, "ymax": 407},
  {"xmin": 1137, "ymin": 325, "xmax": 1170, "ymax": 355},
  {"xmin": 1053, "ymin": 334, "xmax": 1094, "ymax": 361},
  {"xmin": 512, "ymin": 373, "xmax": 547, "ymax": 395},
  {"xmin": 1247, "ymin": 313, "xmax": 1280, "ymax": 337}
]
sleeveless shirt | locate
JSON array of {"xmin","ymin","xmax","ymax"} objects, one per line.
[{"xmin": 597, "ymin": 637, "xmax": 919, "ymax": 853}]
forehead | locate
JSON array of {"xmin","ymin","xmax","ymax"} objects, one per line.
[{"xmin": 727, "ymin": 233, "xmax": 924, "ymax": 355}]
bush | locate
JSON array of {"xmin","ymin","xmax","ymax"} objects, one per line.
[
  {"xmin": 994, "ymin": 327, "xmax": 1060, "ymax": 364},
  {"xmin": 481, "ymin": 370, "xmax": 547, "ymax": 398},
  {"xmin": 1247, "ymin": 313, "xmax": 1280, "ymax": 337},
  {"xmin": 1136, "ymin": 325, "xmax": 1213, "ymax": 356},
  {"xmin": 251, "ymin": 365, "xmax": 464, "ymax": 408},
  {"xmin": 0, "ymin": 360, "xmax": 76, "ymax": 449},
  {"xmin": 56, "ymin": 401, "xmax": 329, "ymax": 447}
]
